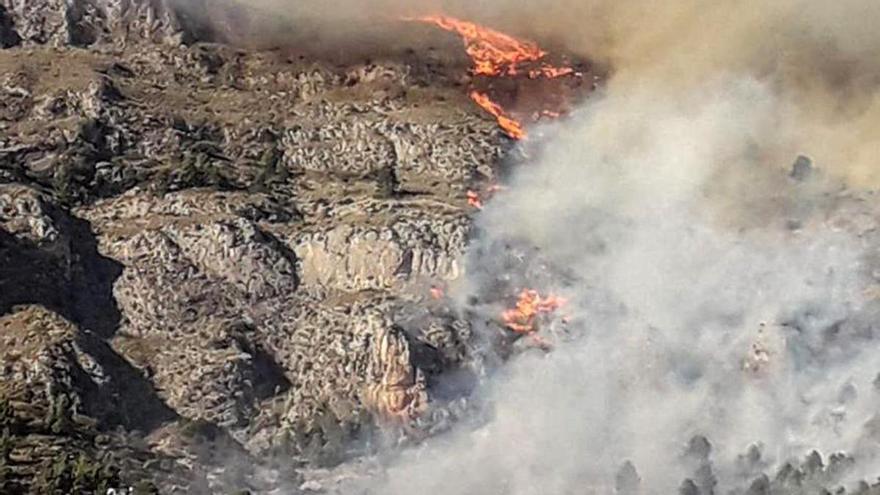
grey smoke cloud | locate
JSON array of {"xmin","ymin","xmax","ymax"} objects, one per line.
[
  {"xmin": 171, "ymin": 0, "xmax": 880, "ymax": 491},
  {"xmin": 353, "ymin": 75, "xmax": 880, "ymax": 493},
  {"xmin": 195, "ymin": 0, "xmax": 880, "ymax": 183},
  {"xmin": 260, "ymin": 1, "xmax": 880, "ymax": 493}
]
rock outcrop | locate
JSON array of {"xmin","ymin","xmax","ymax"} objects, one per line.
[
  {"xmin": 0, "ymin": 0, "xmax": 184, "ymax": 47},
  {"xmin": 0, "ymin": 3, "xmax": 499, "ymax": 491}
]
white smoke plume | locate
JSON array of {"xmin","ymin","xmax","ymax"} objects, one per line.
[
  {"xmin": 299, "ymin": 1, "xmax": 880, "ymax": 493},
  {"xmin": 352, "ymin": 78, "xmax": 880, "ymax": 493},
  {"xmin": 194, "ymin": 0, "xmax": 880, "ymax": 185},
  {"xmin": 169, "ymin": 0, "xmax": 880, "ymax": 491}
]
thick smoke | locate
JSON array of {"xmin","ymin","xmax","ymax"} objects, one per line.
[
  {"xmin": 193, "ymin": 0, "xmax": 880, "ymax": 185},
  {"xmin": 358, "ymin": 79, "xmax": 880, "ymax": 493},
  {"xmin": 172, "ymin": 0, "xmax": 880, "ymax": 491},
  {"xmin": 312, "ymin": 1, "xmax": 880, "ymax": 493}
]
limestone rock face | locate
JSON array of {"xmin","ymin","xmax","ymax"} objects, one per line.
[
  {"xmin": 280, "ymin": 101, "xmax": 501, "ymax": 186},
  {"xmin": 0, "ymin": 185, "xmax": 123, "ymax": 337},
  {"xmin": 0, "ymin": 3, "xmax": 503, "ymax": 490},
  {"xmin": 6, "ymin": 3, "xmax": 880, "ymax": 495},
  {"xmin": 0, "ymin": 306, "xmax": 174, "ymax": 432},
  {"xmin": 294, "ymin": 217, "xmax": 467, "ymax": 293},
  {"xmin": 0, "ymin": 0, "xmax": 183, "ymax": 47},
  {"xmin": 0, "ymin": 306, "xmax": 192, "ymax": 492}
]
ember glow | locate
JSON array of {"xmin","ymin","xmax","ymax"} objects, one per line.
[
  {"xmin": 407, "ymin": 14, "xmax": 578, "ymax": 139},
  {"xmin": 501, "ymin": 289, "xmax": 567, "ymax": 334},
  {"xmin": 466, "ymin": 190, "xmax": 484, "ymax": 209},
  {"xmin": 429, "ymin": 286, "xmax": 445, "ymax": 300},
  {"xmin": 467, "ymin": 185, "xmax": 506, "ymax": 209}
]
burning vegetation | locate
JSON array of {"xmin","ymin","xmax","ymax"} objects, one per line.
[
  {"xmin": 405, "ymin": 15, "xmax": 551, "ymax": 77},
  {"xmin": 468, "ymin": 90, "xmax": 527, "ymax": 139},
  {"xmin": 465, "ymin": 184, "xmax": 504, "ymax": 209},
  {"xmin": 401, "ymin": 15, "xmax": 581, "ymax": 344},
  {"xmin": 501, "ymin": 289, "xmax": 568, "ymax": 334},
  {"xmin": 12, "ymin": 1, "xmax": 880, "ymax": 493},
  {"xmin": 406, "ymin": 14, "xmax": 585, "ymax": 139}
]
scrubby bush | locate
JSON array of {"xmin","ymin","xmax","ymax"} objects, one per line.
[{"xmin": 34, "ymin": 453, "xmax": 120, "ymax": 494}]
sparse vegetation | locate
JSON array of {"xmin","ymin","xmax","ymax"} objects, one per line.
[
  {"xmin": 179, "ymin": 417, "xmax": 222, "ymax": 442},
  {"xmin": 0, "ymin": 427, "xmax": 13, "ymax": 490},
  {"xmin": 48, "ymin": 393, "xmax": 74, "ymax": 435},
  {"xmin": 34, "ymin": 453, "xmax": 120, "ymax": 494},
  {"xmin": 51, "ymin": 163, "xmax": 74, "ymax": 206},
  {"xmin": 250, "ymin": 145, "xmax": 289, "ymax": 193},
  {"xmin": 0, "ymin": 397, "xmax": 13, "ymax": 430},
  {"xmin": 152, "ymin": 149, "xmax": 239, "ymax": 196},
  {"xmin": 131, "ymin": 479, "xmax": 160, "ymax": 494}
]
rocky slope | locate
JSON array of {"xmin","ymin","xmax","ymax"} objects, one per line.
[
  {"xmin": 0, "ymin": 1, "xmax": 505, "ymax": 492},
  {"xmin": 6, "ymin": 3, "xmax": 878, "ymax": 495}
]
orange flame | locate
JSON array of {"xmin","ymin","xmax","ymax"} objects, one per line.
[
  {"xmin": 467, "ymin": 185, "xmax": 506, "ymax": 209},
  {"xmin": 407, "ymin": 14, "xmax": 577, "ymax": 140},
  {"xmin": 466, "ymin": 190, "xmax": 484, "ymax": 209},
  {"xmin": 407, "ymin": 14, "xmax": 546, "ymax": 76},
  {"xmin": 470, "ymin": 90, "xmax": 526, "ymax": 139},
  {"xmin": 502, "ymin": 289, "xmax": 567, "ymax": 334}
]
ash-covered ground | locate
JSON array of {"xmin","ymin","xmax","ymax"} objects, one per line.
[{"xmin": 2, "ymin": 1, "xmax": 880, "ymax": 495}]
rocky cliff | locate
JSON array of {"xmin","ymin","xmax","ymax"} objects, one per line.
[{"xmin": 0, "ymin": 1, "xmax": 500, "ymax": 492}]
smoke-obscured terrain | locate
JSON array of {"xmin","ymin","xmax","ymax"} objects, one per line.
[
  {"xmin": 358, "ymin": 79, "xmax": 880, "ymax": 493},
  {"xmin": 266, "ymin": 0, "xmax": 880, "ymax": 493},
  {"xmin": 1, "ymin": 0, "xmax": 879, "ymax": 493},
  {"xmin": 215, "ymin": 0, "xmax": 880, "ymax": 185}
]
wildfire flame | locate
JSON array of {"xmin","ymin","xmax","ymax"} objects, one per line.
[
  {"xmin": 467, "ymin": 184, "xmax": 506, "ymax": 209},
  {"xmin": 502, "ymin": 289, "xmax": 567, "ymax": 334},
  {"xmin": 406, "ymin": 14, "xmax": 577, "ymax": 139},
  {"xmin": 469, "ymin": 90, "xmax": 526, "ymax": 139},
  {"xmin": 430, "ymin": 286, "xmax": 445, "ymax": 300},
  {"xmin": 406, "ymin": 14, "xmax": 547, "ymax": 77},
  {"xmin": 407, "ymin": 16, "xmax": 574, "ymax": 338}
]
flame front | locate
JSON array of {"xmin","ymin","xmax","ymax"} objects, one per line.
[
  {"xmin": 407, "ymin": 14, "xmax": 577, "ymax": 139},
  {"xmin": 502, "ymin": 289, "xmax": 567, "ymax": 334},
  {"xmin": 407, "ymin": 14, "xmax": 547, "ymax": 77}
]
